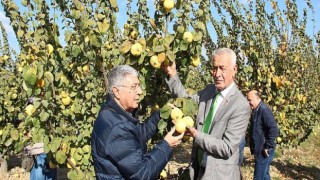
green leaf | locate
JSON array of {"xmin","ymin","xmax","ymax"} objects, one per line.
[
  {"xmin": 71, "ymin": 9, "xmax": 81, "ymax": 19},
  {"xmin": 182, "ymin": 98, "xmax": 198, "ymax": 117},
  {"xmin": 70, "ymin": 92, "xmax": 77, "ymax": 97},
  {"xmin": 193, "ymin": 32, "xmax": 203, "ymax": 42},
  {"xmin": 82, "ymin": 145, "xmax": 90, "ymax": 153},
  {"xmin": 97, "ymin": 19, "xmax": 110, "ymax": 34},
  {"xmin": 41, "ymin": 100, "xmax": 49, "ymax": 108},
  {"xmin": 55, "ymin": 150, "xmax": 67, "ymax": 164},
  {"xmin": 51, "ymin": 138, "xmax": 62, "ymax": 153},
  {"xmin": 72, "ymin": 45, "xmax": 81, "ymax": 57},
  {"xmin": 5, "ymin": 139, "xmax": 12, "ymax": 146},
  {"xmin": 22, "ymin": 81, "xmax": 29, "ymax": 92},
  {"xmin": 138, "ymin": 52, "xmax": 146, "ymax": 65},
  {"xmin": 174, "ymin": 98, "xmax": 184, "ymax": 107},
  {"xmin": 157, "ymin": 119, "xmax": 168, "ymax": 131},
  {"xmin": 18, "ymin": 113, "xmax": 24, "ymax": 120},
  {"xmin": 82, "ymin": 157, "xmax": 89, "ymax": 165},
  {"xmin": 17, "ymin": 29, "xmax": 24, "ymax": 38},
  {"xmin": 119, "ymin": 40, "xmax": 132, "ymax": 54},
  {"xmin": 74, "ymin": 151, "xmax": 82, "ymax": 161},
  {"xmin": 37, "ymin": 63, "xmax": 44, "ymax": 79},
  {"xmin": 153, "ymin": 45, "xmax": 165, "ymax": 53},
  {"xmin": 167, "ymin": 50, "xmax": 175, "ymax": 62},
  {"xmin": 23, "ymin": 67, "xmax": 37, "ymax": 86},
  {"xmin": 56, "ymin": 127, "xmax": 63, "ymax": 135},
  {"xmin": 164, "ymin": 35, "xmax": 174, "ymax": 47},
  {"xmin": 180, "ymin": 42, "xmax": 189, "ymax": 51},
  {"xmin": 40, "ymin": 110, "xmax": 50, "ymax": 122},
  {"xmin": 91, "ymin": 107, "xmax": 98, "ymax": 114},
  {"xmin": 10, "ymin": 129, "xmax": 19, "ymax": 141},
  {"xmin": 85, "ymin": 92, "xmax": 93, "ymax": 100},
  {"xmin": 177, "ymin": 26, "xmax": 185, "ymax": 34},
  {"xmin": 34, "ymin": 100, "xmax": 41, "ymax": 109},
  {"xmin": 160, "ymin": 104, "xmax": 171, "ymax": 119},
  {"xmin": 43, "ymin": 71, "xmax": 54, "ymax": 83},
  {"xmin": 112, "ymin": 49, "xmax": 120, "ymax": 56},
  {"xmin": 89, "ymin": 33, "xmax": 102, "ymax": 47},
  {"xmin": 67, "ymin": 170, "xmax": 78, "ymax": 180},
  {"xmin": 109, "ymin": 0, "xmax": 118, "ymax": 10}
]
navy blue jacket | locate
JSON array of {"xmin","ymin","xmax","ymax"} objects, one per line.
[
  {"xmin": 249, "ymin": 102, "xmax": 279, "ymax": 158},
  {"xmin": 91, "ymin": 95, "xmax": 172, "ymax": 179}
]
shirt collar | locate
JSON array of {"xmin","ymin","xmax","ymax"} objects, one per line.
[{"xmin": 219, "ymin": 82, "xmax": 235, "ymax": 98}]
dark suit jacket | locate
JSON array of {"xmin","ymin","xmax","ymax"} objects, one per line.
[
  {"xmin": 249, "ymin": 102, "xmax": 279, "ymax": 158},
  {"xmin": 91, "ymin": 95, "xmax": 172, "ymax": 179}
]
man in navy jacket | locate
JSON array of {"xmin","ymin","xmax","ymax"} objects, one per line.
[
  {"xmin": 247, "ymin": 90, "xmax": 279, "ymax": 180},
  {"xmin": 91, "ymin": 65, "xmax": 184, "ymax": 179}
]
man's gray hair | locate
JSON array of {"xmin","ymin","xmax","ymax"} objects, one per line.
[
  {"xmin": 108, "ymin": 65, "xmax": 138, "ymax": 95},
  {"xmin": 212, "ymin": 48, "xmax": 237, "ymax": 66}
]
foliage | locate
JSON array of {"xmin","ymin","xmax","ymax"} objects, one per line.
[{"xmin": 0, "ymin": 0, "xmax": 319, "ymax": 178}]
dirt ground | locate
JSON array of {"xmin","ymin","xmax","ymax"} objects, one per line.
[{"xmin": 2, "ymin": 126, "xmax": 320, "ymax": 180}]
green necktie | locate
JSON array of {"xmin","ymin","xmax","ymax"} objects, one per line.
[
  {"xmin": 202, "ymin": 93, "xmax": 220, "ymax": 133},
  {"xmin": 198, "ymin": 93, "xmax": 220, "ymax": 165}
]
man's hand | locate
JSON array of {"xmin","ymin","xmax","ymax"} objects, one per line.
[
  {"xmin": 164, "ymin": 127, "xmax": 184, "ymax": 147},
  {"xmin": 161, "ymin": 61, "xmax": 177, "ymax": 78},
  {"xmin": 263, "ymin": 149, "xmax": 269, "ymax": 157},
  {"xmin": 186, "ymin": 127, "xmax": 198, "ymax": 138}
]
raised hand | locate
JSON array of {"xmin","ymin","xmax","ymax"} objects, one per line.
[{"xmin": 164, "ymin": 127, "xmax": 185, "ymax": 147}]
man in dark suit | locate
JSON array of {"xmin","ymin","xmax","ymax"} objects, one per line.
[
  {"xmin": 163, "ymin": 48, "xmax": 250, "ymax": 180},
  {"xmin": 247, "ymin": 90, "xmax": 279, "ymax": 180},
  {"xmin": 91, "ymin": 65, "xmax": 184, "ymax": 179}
]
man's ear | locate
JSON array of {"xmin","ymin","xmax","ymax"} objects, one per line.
[
  {"xmin": 112, "ymin": 87, "xmax": 121, "ymax": 99},
  {"xmin": 232, "ymin": 64, "xmax": 238, "ymax": 79},
  {"xmin": 234, "ymin": 64, "xmax": 238, "ymax": 73}
]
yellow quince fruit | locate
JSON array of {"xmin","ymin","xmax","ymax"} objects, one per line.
[
  {"xmin": 183, "ymin": 31, "xmax": 193, "ymax": 44},
  {"xmin": 163, "ymin": 0, "xmax": 174, "ymax": 13},
  {"xmin": 130, "ymin": 43, "xmax": 143, "ymax": 57},
  {"xmin": 150, "ymin": 55, "xmax": 161, "ymax": 69}
]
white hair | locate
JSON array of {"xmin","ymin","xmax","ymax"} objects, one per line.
[
  {"xmin": 212, "ymin": 48, "xmax": 237, "ymax": 66},
  {"xmin": 108, "ymin": 65, "xmax": 138, "ymax": 95}
]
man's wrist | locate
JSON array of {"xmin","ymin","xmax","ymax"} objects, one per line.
[{"xmin": 169, "ymin": 70, "xmax": 177, "ymax": 78}]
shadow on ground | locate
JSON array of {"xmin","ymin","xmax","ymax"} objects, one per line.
[{"xmin": 272, "ymin": 160, "xmax": 320, "ymax": 180}]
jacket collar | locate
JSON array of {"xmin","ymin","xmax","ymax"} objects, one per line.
[
  {"xmin": 219, "ymin": 82, "xmax": 235, "ymax": 98},
  {"xmin": 254, "ymin": 101, "xmax": 263, "ymax": 112},
  {"xmin": 219, "ymin": 83, "xmax": 238, "ymax": 105},
  {"xmin": 105, "ymin": 94, "xmax": 139, "ymax": 125}
]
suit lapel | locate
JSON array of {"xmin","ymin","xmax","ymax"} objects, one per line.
[{"xmin": 209, "ymin": 85, "xmax": 238, "ymax": 132}]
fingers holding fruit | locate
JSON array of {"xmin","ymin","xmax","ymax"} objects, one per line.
[{"xmin": 164, "ymin": 127, "xmax": 184, "ymax": 147}]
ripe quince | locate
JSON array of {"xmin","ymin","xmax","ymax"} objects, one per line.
[
  {"xmin": 191, "ymin": 55, "xmax": 200, "ymax": 67},
  {"xmin": 130, "ymin": 43, "xmax": 143, "ymax": 57},
  {"xmin": 61, "ymin": 96, "xmax": 71, "ymax": 106},
  {"xmin": 182, "ymin": 116, "xmax": 194, "ymax": 128},
  {"xmin": 25, "ymin": 104, "xmax": 36, "ymax": 116},
  {"xmin": 175, "ymin": 119, "xmax": 187, "ymax": 134},
  {"xmin": 170, "ymin": 107, "xmax": 183, "ymax": 120},
  {"xmin": 46, "ymin": 44, "xmax": 54, "ymax": 55},
  {"xmin": 163, "ymin": 0, "xmax": 174, "ymax": 13},
  {"xmin": 130, "ymin": 30, "xmax": 138, "ymax": 39},
  {"xmin": 150, "ymin": 55, "xmax": 161, "ymax": 69},
  {"xmin": 183, "ymin": 31, "xmax": 193, "ymax": 44},
  {"xmin": 60, "ymin": 91, "xmax": 71, "ymax": 106}
]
